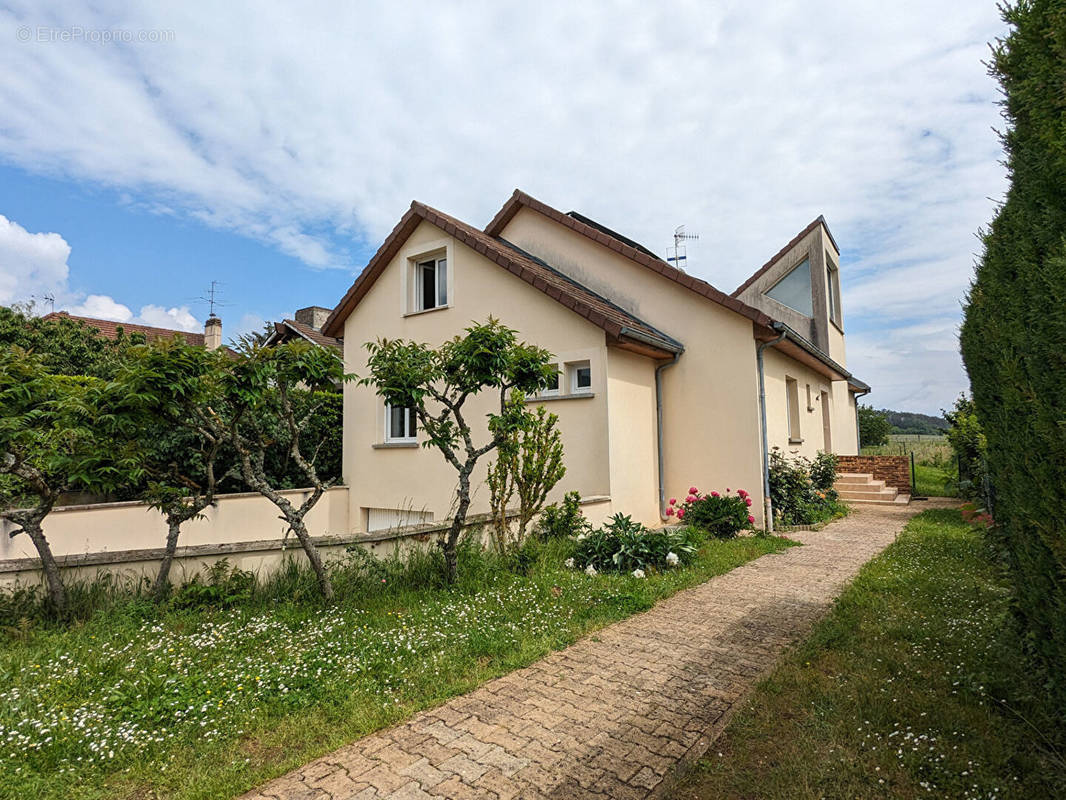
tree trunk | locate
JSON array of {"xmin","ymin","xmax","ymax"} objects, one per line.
[
  {"xmin": 152, "ymin": 518, "xmax": 183, "ymax": 600},
  {"xmin": 21, "ymin": 519, "xmax": 68, "ymax": 618},
  {"xmin": 443, "ymin": 470, "xmax": 473, "ymax": 584},
  {"xmin": 287, "ymin": 515, "xmax": 334, "ymax": 600}
]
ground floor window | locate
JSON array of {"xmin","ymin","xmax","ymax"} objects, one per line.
[
  {"xmin": 786, "ymin": 377, "xmax": 801, "ymax": 442},
  {"xmin": 386, "ymin": 403, "xmax": 417, "ymax": 443}
]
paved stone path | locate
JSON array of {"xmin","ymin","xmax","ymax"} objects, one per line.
[{"xmin": 240, "ymin": 501, "xmax": 950, "ymax": 800}]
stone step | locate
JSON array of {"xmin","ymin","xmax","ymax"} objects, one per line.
[
  {"xmin": 837, "ymin": 488, "xmax": 899, "ymax": 502},
  {"xmin": 836, "ymin": 472, "xmax": 873, "ymax": 482},
  {"xmin": 836, "ymin": 476, "xmax": 886, "ymax": 489}
]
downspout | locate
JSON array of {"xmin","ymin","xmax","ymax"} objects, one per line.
[
  {"xmin": 852, "ymin": 387, "xmax": 871, "ymax": 451},
  {"xmin": 757, "ymin": 325, "xmax": 787, "ymax": 534},
  {"xmin": 656, "ymin": 353, "xmax": 681, "ymax": 521}
]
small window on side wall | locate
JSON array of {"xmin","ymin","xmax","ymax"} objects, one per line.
[
  {"xmin": 385, "ymin": 403, "xmax": 417, "ymax": 443},
  {"xmin": 415, "ymin": 257, "xmax": 447, "ymax": 311},
  {"xmin": 826, "ymin": 254, "xmax": 842, "ymax": 327},
  {"xmin": 785, "ymin": 377, "xmax": 802, "ymax": 443},
  {"xmin": 570, "ymin": 361, "xmax": 592, "ymax": 393}
]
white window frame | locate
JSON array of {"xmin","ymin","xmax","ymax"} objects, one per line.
[
  {"xmin": 540, "ymin": 364, "xmax": 561, "ymax": 396},
  {"xmin": 384, "ymin": 403, "xmax": 417, "ymax": 443},
  {"xmin": 413, "ymin": 256, "xmax": 448, "ymax": 312},
  {"xmin": 569, "ymin": 361, "xmax": 592, "ymax": 394},
  {"xmin": 785, "ymin": 376, "xmax": 802, "ymax": 443},
  {"xmin": 826, "ymin": 255, "xmax": 842, "ymax": 328}
]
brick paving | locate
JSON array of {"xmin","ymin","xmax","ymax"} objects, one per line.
[{"xmin": 240, "ymin": 501, "xmax": 951, "ymax": 800}]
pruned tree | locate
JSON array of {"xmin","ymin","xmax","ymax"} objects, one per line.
[
  {"xmin": 363, "ymin": 318, "xmax": 556, "ymax": 582},
  {"xmin": 114, "ymin": 340, "xmax": 227, "ymax": 599},
  {"xmin": 487, "ymin": 390, "xmax": 566, "ymax": 554},
  {"xmin": 223, "ymin": 340, "xmax": 351, "ymax": 600},
  {"xmin": 0, "ymin": 348, "xmax": 142, "ymax": 617}
]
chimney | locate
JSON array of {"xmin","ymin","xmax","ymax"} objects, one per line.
[
  {"xmin": 204, "ymin": 314, "xmax": 222, "ymax": 350},
  {"xmin": 295, "ymin": 305, "xmax": 332, "ymax": 331}
]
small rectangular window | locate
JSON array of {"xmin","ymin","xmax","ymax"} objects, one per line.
[
  {"xmin": 786, "ymin": 377, "xmax": 801, "ymax": 442},
  {"xmin": 385, "ymin": 403, "xmax": 417, "ymax": 442},
  {"xmin": 416, "ymin": 257, "xmax": 447, "ymax": 311},
  {"xmin": 826, "ymin": 257, "xmax": 842, "ymax": 326},
  {"xmin": 570, "ymin": 361, "xmax": 592, "ymax": 393}
]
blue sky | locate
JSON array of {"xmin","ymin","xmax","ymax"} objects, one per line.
[{"xmin": 0, "ymin": 1, "xmax": 1008, "ymax": 414}]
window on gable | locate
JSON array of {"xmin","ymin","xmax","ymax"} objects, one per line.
[
  {"xmin": 385, "ymin": 403, "xmax": 417, "ymax": 443},
  {"xmin": 766, "ymin": 257, "xmax": 813, "ymax": 317},
  {"xmin": 826, "ymin": 256, "xmax": 842, "ymax": 327},
  {"xmin": 786, "ymin": 377, "xmax": 802, "ymax": 443},
  {"xmin": 415, "ymin": 256, "xmax": 447, "ymax": 311}
]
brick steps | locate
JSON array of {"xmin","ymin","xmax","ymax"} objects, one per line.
[{"xmin": 835, "ymin": 472, "xmax": 910, "ymax": 505}]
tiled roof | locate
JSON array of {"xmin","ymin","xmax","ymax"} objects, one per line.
[
  {"xmin": 41, "ymin": 312, "xmax": 206, "ymax": 345},
  {"xmin": 269, "ymin": 319, "xmax": 343, "ymax": 353},
  {"xmin": 322, "ymin": 202, "xmax": 683, "ymax": 356},
  {"xmin": 730, "ymin": 215, "xmax": 837, "ymax": 298},
  {"xmin": 483, "ymin": 190, "xmax": 775, "ymax": 333}
]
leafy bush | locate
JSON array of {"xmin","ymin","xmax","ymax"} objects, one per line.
[
  {"xmin": 768, "ymin": 448, "xmax": 846, "ymax": 527},
  {"xmin": 942, "ymin": 394, "xmax": 989, "ymax": 502},
  {"xmin": 571, "ymin": 513, "xmax": 700, "ymax": 574},
  {"xmin": 666, "ymin": 485, "xmax": 753, "ymax": 539},
  {"xmin": 810, "ymin": 451, "xmax": 838, "ymax": 491},
  {"xmin": 858, "ymin": 405, "xmax": 891, "ymax": 447},
  {"xmin": 537, "ymin": 491, "xmax": 589, "ymax": 539},
  {"xmin": 170, "ymin": 560, "xmax": 255, "ymax": 610}
]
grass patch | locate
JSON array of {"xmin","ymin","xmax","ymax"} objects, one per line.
[
  {"xmin": 671, "ymin": 509, "xmax": 1065, "ymax": 800},
  {"xmin": 915, "ymin": 463, "xmax": 958, "ymax": 497},
  {"xmin": 0, "ymin": 533, "xmax": 795, "ymax": 800}
]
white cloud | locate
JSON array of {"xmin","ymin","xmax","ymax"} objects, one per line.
[
  {"xmin": 0, "ymin": 1, "xmax": 1009, "ymax": 410},
  {"xmin": 0, "ymin": 213, "xmax": 201, "ymax": 331},
  {"xmin": 0, "ymin": 213, "xmax": 70, "ymax": 305}
]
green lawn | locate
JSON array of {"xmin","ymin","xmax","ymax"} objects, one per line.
[
  {"xmin": 0, "ymin": 534, "xmax": 796, "ymax": 800},
  {"xmin": 915, "ymin": 462, "xmax": 958, "ymax": 497},
  {"xmin": 671, "ymin": 509, "xmax": 1065, "ymax": 800}
]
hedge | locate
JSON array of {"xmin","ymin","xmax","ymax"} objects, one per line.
[{"xmin": 959, "ymin": 0, "xmax": 1066, "ymax": 718}]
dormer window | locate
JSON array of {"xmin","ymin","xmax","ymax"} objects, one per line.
[
  {"xmin": 826, "ymin": 256, "xmax": 842, "ymax": 328},
  {"xmin": 416, "ymin": 257, "xmax": 448, "ymax": 311},
  {"xmin": 765, "ymin": 257, "xmax": 813, "ymax": 317}
]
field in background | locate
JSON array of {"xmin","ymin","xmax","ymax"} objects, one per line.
[{"xmin": 861, "ymin": 434, "xmax": 957, "ymax": 497}]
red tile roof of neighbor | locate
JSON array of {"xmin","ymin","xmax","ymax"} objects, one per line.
[
  {"xmin": 321, "ymin": 201, "xmax": 684, "ymax": 356},
  {"xmin": 40, "ymin": 311, "xmax": 206, "ymax": 345},
  {"xmin": 269, "ymin": 318, "xmax": 343, "ymax": 353}
]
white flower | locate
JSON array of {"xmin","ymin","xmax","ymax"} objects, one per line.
[
  {"xmin": 666, "ymin": 551, "xmax": 679, "ymax": 566},
  {"xmin": 632, "ymin": 569, "xmax": 646, "ymax": 579},
  {"xmin": 564, "ymin": 558, "xmax": 575, "ymax": 569},
  {"xmin": 584, "ymin": 564, "xmax": 598, "ymax": 577},
  {"xmin": 575, "ymin": 532, "xmax": 588, "ymax": 541},
  {"xmin": 612, "ymin": 552, "xmax": 623, "ymax": 565}
]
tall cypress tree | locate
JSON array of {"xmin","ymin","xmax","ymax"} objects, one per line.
[{"xmin": 961, "ymin": 0, "xmax": 1066, "ymax": 707}]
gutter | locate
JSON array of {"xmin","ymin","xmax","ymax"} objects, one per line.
[
  {"xmin": 851, "ymin": 385, "xmax": 871, "ymax": 450},
  {"xmin": 757, "ymin": 324, "xmax": 788, "ymax": 533},
  {"xmin": 656, "ymin": 352, "xmax": 682, "ymax": 520}
]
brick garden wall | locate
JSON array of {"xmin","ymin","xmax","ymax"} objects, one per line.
[{"xmin": 836, "ymin": 455, "xmax": 912, "ymax": 493}]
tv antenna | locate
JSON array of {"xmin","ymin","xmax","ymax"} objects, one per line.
[
  {"xmin": 35, "ymin": 293, "xmax": 56, "ymax": 314},
  {"xmin": 667, "ymin": 225, "xmax": 699, "ymax": 271},
  {"xmin": 199, "ymin": 280, "xmax": 229, "ymax": 317}
]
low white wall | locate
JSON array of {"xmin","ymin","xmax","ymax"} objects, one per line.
[{"xmin": 0, "ymin": 490, "xmax": 614, "ymax": 591}]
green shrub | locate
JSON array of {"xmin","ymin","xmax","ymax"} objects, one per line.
[
  {"xmin": 571, "ymin": 513, "xmax": 699, "ymax": 574},
  {"xmin": 537, "ymin": 491, "xmax": 588, "ymax": 539},
  {"xmin": 170, "ymin": 560, "xmax": 255, "ymax": 610},
  {"xmin": 667, "ymin": 486, "xmax": 753, "ymax": 539},
  {"xmin": 769, "ymin": 448, "xmax": 846, "ymax": 526}
]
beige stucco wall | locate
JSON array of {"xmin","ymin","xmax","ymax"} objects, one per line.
[
  {"xmin": 605, "ymin": 349, "xmax": 660, "ymax": 527},
  {"xmin": 341, "ymin": 219, "xmax": 616, "ymax": 532},
  {"xmin": 499, "ymin": 207, "xmax": 768, "ymax": 525}
]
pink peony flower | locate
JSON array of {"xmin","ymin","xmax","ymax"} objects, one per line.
[
  {"xmin": 745, "ymin": 497, "xmax": 752, "ymax": 506},
  {"xmin": 669, "ymin": 497, "xmax": 676, "ymax": 505},
  {"xmin": 711, "ymin": 491, "xmax": 720, "ymax": 498},
  {"xmin": 688, "ymin": 486, "xmax": 698, "ymax": 495},
  {"xmin": 747, "ymin": 515, "xmax": 755, "ymax": 524},
  {"xmin": 685, "ymin": 494, "xmax": 696, "ymax": 504},
  {"xmin": 738, "ymin": 489, "xmax": 748, "ymax": 498},
  {"xmin": 665, "ymin": 507, "xmax": 675, "ymax": 517},
  {"xmin": 726, "ymin": 487, "xmax": 731, "ymax": 492},
  {"xmin": 677, "ymin": 508, "xmax": 686, "ymax": 519}
]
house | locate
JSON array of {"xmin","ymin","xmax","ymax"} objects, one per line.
[
  {"xmin": 263, "ymin": 306, "xmax": 342, "ymax": 355},
  {"xmin": 322, "ymin": 190, "xmax": 870, "ymax": 532},
  {"xmin": 41, "ymin": 311, "xmax": 226, "ymax": 350}
]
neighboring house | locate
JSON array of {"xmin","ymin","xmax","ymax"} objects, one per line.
[
  {"xmin": 263, "ymin": 306, "xmax": 343, "ymax": 356},
  {"xmin": 322, "ymin": 190, "xmax": 869, "ymax": 532},
  {"xmin": 40, "ymin": 311, "xmax": 226, "ymax": 350}
]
